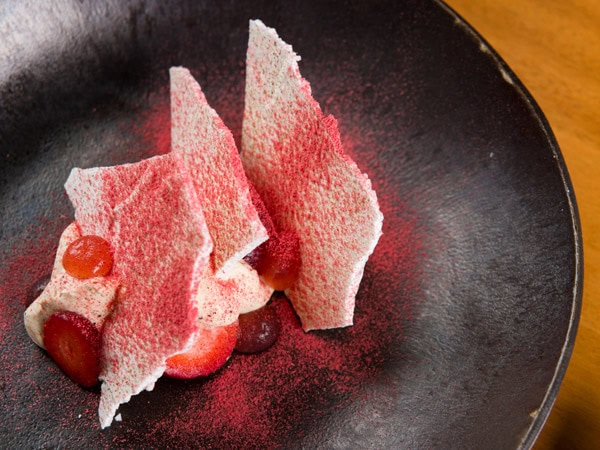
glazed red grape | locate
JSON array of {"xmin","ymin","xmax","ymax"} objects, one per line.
[{"xmin": 235, "ymin": 304, "xmax": 281, "ymax": 354}]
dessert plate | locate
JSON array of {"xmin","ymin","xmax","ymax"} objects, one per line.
[{"xmin": 0, "ymin": 0, "xmax": 581, "ymax": 448}]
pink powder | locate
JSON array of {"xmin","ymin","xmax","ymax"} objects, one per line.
[
  {"xmin": 116, "ymin": 90, "xmax": 172, "ymax": 161},
  {"xmin": 130, "ymin": 93, "xmax": 172, "ymax": 157}
]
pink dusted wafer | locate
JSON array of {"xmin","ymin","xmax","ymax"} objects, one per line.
[
  {"xmin": 241, "ymin": 20, "xmax": 383, "ymax": 331},
  {"xmin": 64, "ymin": 158, "xmax": 155, "ymax": 239},
  {"xmin": 66, "ymin": 154, "xmax": 213, "ymax": 428},
  {"xmin": 170, "ymin": 67, "xmax": 268, "ymax": 278}
]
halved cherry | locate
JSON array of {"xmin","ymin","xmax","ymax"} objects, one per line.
[
  {"xmin": 165, "ymin": 321, "xmax": 239, "ymax": 379},
  {"xmin": 62, "ymin": 235, "xmax": 113, "ymax": 279},
  {"xmin": 43, "ymin": 311, "xmax": 101, "ymax": 387}
]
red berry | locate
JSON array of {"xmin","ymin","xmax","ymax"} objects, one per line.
[
  {"xmin": 43, "ymin": 311, "xmax": 101, "ymax": 387},
  {"xmin": 63, "ymin": 235, "xmax": 113, "ymax": 279},
  {"xmin": 235, "ymin": 303, "xmax": 281, "ymax": 354},
  {"xmin": 256, "ymin": 230, "xmax": 301, "ymax": 291},
  {"xmin": 165, "ymin": 321, "xmax": 239, "ymax": 379}
]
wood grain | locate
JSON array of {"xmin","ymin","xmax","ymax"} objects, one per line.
[{"xmin": 443, "ymin": 0, "xmax": 600, "ymax": 448}]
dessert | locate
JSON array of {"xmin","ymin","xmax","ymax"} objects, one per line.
[
  {"xmin": 24, "ymin": 19, "xmax": 383, "ymax": 428},
  {"xmin": 241, "ymin": 20, "xmax": 383, "ymax": 330}
]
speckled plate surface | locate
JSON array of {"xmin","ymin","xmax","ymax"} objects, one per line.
[{"xmin": 0, "ymin": 1, "xmax": 581, "ymax": 448}]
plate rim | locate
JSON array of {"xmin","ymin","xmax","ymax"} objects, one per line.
[{"xmin": 437, "ymin": 1, "xmax": 583, "ymax": 447}]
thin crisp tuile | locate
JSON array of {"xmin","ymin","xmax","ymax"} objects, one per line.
[
  {"xmin": 66, "ymin": 154, "xmax": 213, "ymax": 428},
  {"xmin": 170, "ymin": 67, "xmax": 268, "ymax": 278},
  {"xmin": 241, "ymin": 20, "xmax": 383, "ymax": 330}
]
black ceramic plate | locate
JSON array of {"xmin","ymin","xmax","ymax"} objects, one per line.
[{"xmin": 0, "ymin": 1, "xmax": 581, "ymax": 448}]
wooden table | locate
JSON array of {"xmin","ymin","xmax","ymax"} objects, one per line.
[{"xmin": 443, "ymin": 1, "xmax": 600, "ymax": 448}]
